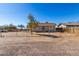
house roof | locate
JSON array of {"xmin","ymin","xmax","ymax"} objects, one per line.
[
  {"xmin": 38, "ymin": 23, "xmax": 56, "ymax": 27},
  {"xmin": 61, "ymin": 22, "xmax": 79, "ymax": 26}
]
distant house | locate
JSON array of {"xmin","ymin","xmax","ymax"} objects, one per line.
[
  {"xmin": 28, "ymin": 22, "xmax": 56, "ymax": 32},
  {"xmin": 57, "ymin": 22, "xmax": 79, "ymax": 28},
  {"xmin": 57, "ymin": 22, "xmax": 79, "ymax": 33},
  {"xmin": 55, "ymin": 24, "xmax": 65, "ymax": 32}
]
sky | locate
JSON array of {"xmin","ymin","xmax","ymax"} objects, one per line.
[{"xmin": 0, "ymin": 3, "xmax": 79, "ymax": 26}]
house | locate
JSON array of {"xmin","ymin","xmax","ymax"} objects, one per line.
[
  {"xmin": 55, "ymin": 24, "xmax": 65, "ymax": 32},
  {"xmin": 58, "ymin": 22, "xmax": 79, "ymax": 33},
  {"xmin": 28, "ymin": 22, "xmax": 56, "ymax": 32},
  {"xmin": 59, "ymin": 22, "xmax": 79, "ymax": 28}
]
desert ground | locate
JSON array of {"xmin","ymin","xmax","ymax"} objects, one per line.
[{"xmin": 0, "ymin": 32, "xmax": 79, "ymax": 56}]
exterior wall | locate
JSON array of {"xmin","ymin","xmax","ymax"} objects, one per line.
[
  {"xmin": 32, "ymin": 26, "xmax": 55, "ymax": 32},
  {"xmin": 65, "ymin": 27, "xmax": 79, "ymax": 33}
]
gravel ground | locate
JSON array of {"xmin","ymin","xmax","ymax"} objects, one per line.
[{"xmin": 0, "ymin": 32, "xmax": 79, "ymax": 56}]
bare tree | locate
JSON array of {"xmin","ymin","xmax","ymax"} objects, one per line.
[{"xmin": 27, "ymin": 14, "xmax": 38, "ymax": 34}]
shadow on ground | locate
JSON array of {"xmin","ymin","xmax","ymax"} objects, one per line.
[{"xmin": 37, "ymin": 34, "xmax": 61, "ymax": 38}]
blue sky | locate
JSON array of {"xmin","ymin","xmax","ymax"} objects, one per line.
[{"xmin": 0, "ymin": 3, "xmax": 79, "ymax": 26}]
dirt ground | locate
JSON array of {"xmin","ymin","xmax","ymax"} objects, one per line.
[{"xmin": 0, "ymin": 32, "xmax": 79, "ymax": 56}]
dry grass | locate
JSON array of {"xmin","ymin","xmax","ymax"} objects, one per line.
[{"xmin": 0, "ymin": 32, "xmax": 79, "ymax": 56}]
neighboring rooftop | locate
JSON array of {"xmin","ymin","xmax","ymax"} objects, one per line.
[{"xmin": 60, "ymin": 22, "xmax": 79, "ymax": 26}]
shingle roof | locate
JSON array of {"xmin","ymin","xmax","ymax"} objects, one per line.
[
  {"xmin": 62, "ymin": 22, "xmax": 79, "ymax": 26},
  {"xmin": 38, "ymin": 23, "xmax": 56, "ymax": 26}
]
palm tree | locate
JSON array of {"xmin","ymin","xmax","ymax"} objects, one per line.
[{"xmin": 27, "ymin": 14, "xmax": 38, "ymax": 34}]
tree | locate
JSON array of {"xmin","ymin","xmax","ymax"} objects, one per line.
[
  {"xmin": 27, "ymin": 14, "xmax": 38, "ymax": 34},
  {"xmin": 18, "ymin": 24, "xmax": 25, "ymax": 31},
  {"xmin": 4, "ymin": 24, "xmax": 17, "ymax": 31}
]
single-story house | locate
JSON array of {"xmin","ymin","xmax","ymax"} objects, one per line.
[
  {"xmin": 57, "ymin": 22, "xmax": 79, "ymax": 33},
  {"xmin": 59, "ymin": 22, "xmax": 79, "ymax": 28},
  {"xmin": 27, "ymin": 22, "xmax": 56, "ymax": 32}
]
